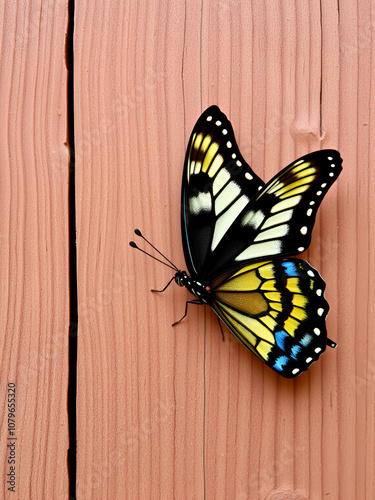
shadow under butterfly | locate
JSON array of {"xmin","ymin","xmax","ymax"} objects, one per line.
[{"xmin": 130, "ymin": 106, "xmax": 342, "ymax": 378}]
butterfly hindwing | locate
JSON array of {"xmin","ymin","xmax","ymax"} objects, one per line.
[
  {"xmin": 181, "ymin": 106, "xmax": 264, "ymax": 279},
  {"xmin": 182, "ymin": 107, "xmax": 342, "ymax": 282},
  {"xmin": 210, "ymin": 259, "xmax": 330, "ymax": 377}
]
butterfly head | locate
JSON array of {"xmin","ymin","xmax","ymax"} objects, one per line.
[{"xmin": 174, "ymin": 270, "xmax": 188, "ymax": 287}]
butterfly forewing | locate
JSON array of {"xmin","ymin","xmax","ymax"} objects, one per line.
[
  {"xmin": 233, "ymin": 150, "xmax": 342, "ymax": 265},
  {"xmin": 181, "ymin": 106, "xmax": 264, "ymax": 279},
  {"xmin": 210, "ymin": 259, "xmax": 329, "ymax": 378}
]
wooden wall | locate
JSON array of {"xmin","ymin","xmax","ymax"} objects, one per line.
[{"xmin": 0, "ymin": 0, "xmax": 374, "ymax": 498}]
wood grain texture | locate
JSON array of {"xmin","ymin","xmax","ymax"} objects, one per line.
[
  {"xmin": 0, "ymin": 1, "xmax": 69, "ymax": 498},
  {"xmin": 74, "ymin": 0, "xmax": 375, "ymax": 498}
]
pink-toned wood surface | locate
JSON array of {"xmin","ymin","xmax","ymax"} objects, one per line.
[
  {"xmin": 74, "ymin": 0, "xmax": 375, "ymax": 498},
  {"xmin": 75, "ymin": 0, "xmax": 375, "ymax": 499},
  {"xmin": 0, "ymin": 1, "xmax": 70, "ymax": 499},
  {"xmin": 1, "ymin": 0, "xmax": 374, "ymax": 498}
]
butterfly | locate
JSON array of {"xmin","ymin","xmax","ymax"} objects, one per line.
[{"xmin": 131, "ymin": 106, "xmax": 342, "ymax": 378}]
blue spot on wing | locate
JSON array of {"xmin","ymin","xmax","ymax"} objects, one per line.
[
  {"xmin": 273, "ymin": 355, "xmax": 289, "ymax": 372},
  {"xmin": 300, "ymin": 334, "xmax": 313, "ymax": 347},
  {"xmin": 282, "ymin": 261, "xmax": 297, "ymax": 277},
  {"xmin": 291, "ymin": 345, "xmax": 302, "ymax": 360},
  {"xmin": 275, "ymin": 330, "xmax": 289, "ymax": 351}
]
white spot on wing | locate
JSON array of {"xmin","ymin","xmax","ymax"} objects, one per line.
[
  {"xmin": 215, "ymin": 181, "xmax": 241, "ymax": 215},
  {"xmin": 241, "ymin": 210, "xmax": 265, "ymax": 230},
  {"xmin": 261, "ymin": 209, "xmax": 293, "ymax": 230},
  {"xmin": 270, "ymin": 195, "xmax": 302, "ymax": 213},
  {"xmin": 211, "ymin": 195, "xmax": 249, "ymax": 251},
  {"xmin": 212, "ymin": 168, "xmax": 231, "ymax": 195},
  {"xmin": 189, "ymin": 192, "xmax": 212, "ymax": 215},
  {"xmin": 208, "ymin": 154, "xmax": 224, "ymax": 178},
  {"xmin": 194, "ymin": 161, "xmax": 202, "ymax": 175},
  {"xmin": 235, "ymin": 240, "xmax": 282, "ymax": 261},
  {"xmin": 189, "ymin": 160, "xmax": 196, "ymax": 176},
  {"xmin": 253, "ymin": 224, "xmax": 289, "ymax": 242}
]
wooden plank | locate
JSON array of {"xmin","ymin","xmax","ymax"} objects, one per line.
[
  {"xmin": 74, "ymin": 1, "xmax": 206, "ymax": 497},
  {"xmin": 0, "ymin": 1, "xmax": 69, "ymax": 498},
  {"xmin": 75, "ymin": 0, "xmax": 375, "ymax": 498},
  {"xmin": 337, "ymin": 2, "xmax": 375, "ymax": 499}
]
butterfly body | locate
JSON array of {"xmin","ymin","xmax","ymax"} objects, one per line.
[{"xmin": 174, "ymin": 270, "xmax": 211, "ymax": 305}]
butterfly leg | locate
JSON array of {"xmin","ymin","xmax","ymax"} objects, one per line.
[
  {"xmin": 151, "ymin": 276, "xmax": 175, "ymax": 293},
  {"xmin": 172, "ymin": 300, "xmax": 202, "ymax": 326}
]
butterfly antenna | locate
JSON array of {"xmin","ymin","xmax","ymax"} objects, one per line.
[
  {"xmin": 132, "ymin": 229, "xmax": 179, "ymax": 271},
  {"xmin": 129, "ymin": 241, "xmax": 177, "ymax": 271}
]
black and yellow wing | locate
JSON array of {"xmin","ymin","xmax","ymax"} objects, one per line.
[
  {"xmin": 210, "ymin": 259, "xmax": 334, "ymax": 378},
  {"xmin": 181, "ymin": 106, "xmax": 264, "ymax": 280}
]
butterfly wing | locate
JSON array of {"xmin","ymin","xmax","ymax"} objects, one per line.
[
  {"xmin": 209, "ymin": 259, "xmax": 332, "ymax": 378},
  {"xmin": 230, "ymin": 149, "xmax": 342, "ymax": 268},
  {"xmin": 181, "ymin": 106, "xmax": 342, "ymax": 282},
  {"xmin": 181, "ymin": 106, "xmax": 264, "ymax": 279}
]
